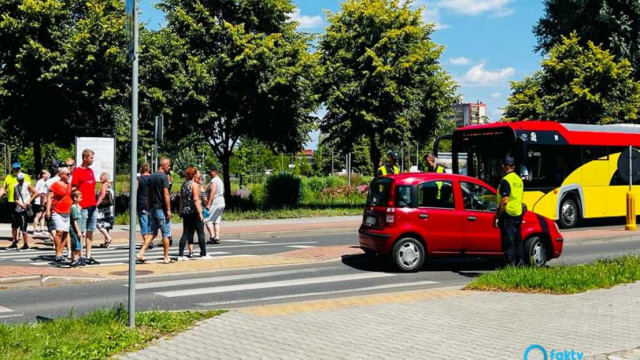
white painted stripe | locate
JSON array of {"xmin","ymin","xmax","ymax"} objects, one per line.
[
  {"xmin": 287, "ymin": 245, "xmax": 316, "ymax": 249},
  {"xmin": 0, "ymin": 305, "xmax": 13, "ymax": 313},
  {"xmin": 28, "ymin": 254, "xmax": 255, "ymax": 267},
  {"xmin": 214, "ymin": 241, "xmax": 317, "ymax": 249},
  {"xmin": 0, "ymin": 314, "xmax": 23, "ymax": 319},
  {"xmin": 156, "ymin": 273, "xmax": 395, "ymax": 298},
  {"xmin": 133, "ymin": 267, "xmax": 328, "ymax": 290},
  {"xmin": 221, "ymin": 240, "xmax": 269, "ymax": 244},
  {"xmin": 197, "ymin": 280, "xmax": 440, "ymax": 306}
]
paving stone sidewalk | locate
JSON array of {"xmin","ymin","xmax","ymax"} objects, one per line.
[{"xmin": 120, "ymin": 282, "xmax": 640, "ymax": 360}]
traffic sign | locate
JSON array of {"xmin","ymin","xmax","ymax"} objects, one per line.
[
  {"xmin": 617, "ymin": 147, "xmax": 640, "ymax": 184},
  {"xmin": 125, "ymin": 0, "xmax": 135, "ymax": 62}
]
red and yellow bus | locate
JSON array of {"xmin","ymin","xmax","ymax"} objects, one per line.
[{"xmin": 440, "ymin": 121, "xmax": 640, "ymax": 228}]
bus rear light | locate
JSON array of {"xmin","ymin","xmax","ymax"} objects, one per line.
[{"xmin": 553, "ymin": 189, "xmax": 558, "ymax": 194}]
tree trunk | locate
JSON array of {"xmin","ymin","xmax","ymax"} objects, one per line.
[
  {"xmin": 369, "ymin": 132, "xmax": 380, "ymax": 175},
  {"xmin": 33, "ymin": 137, "xmax": 42, "ymax": 176}
]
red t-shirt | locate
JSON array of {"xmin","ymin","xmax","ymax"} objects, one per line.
[
  {"xmin": 50, "ymin": 181, "xmax": 72, "ymax": 214},
  {"xmin": 72, "ymin": 166, "xmax": 97, "ymax": 208}
]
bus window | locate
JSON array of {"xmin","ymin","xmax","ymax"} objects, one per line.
[
  {"xmin": 582, "ymin": 147, "xmax": 609, "ymax": 162},
  {"xmin": 524, "ymin": 145, "xmax": 581, "ymax": 188}
]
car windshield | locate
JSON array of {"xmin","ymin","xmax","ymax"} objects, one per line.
[{"xmin": 366, "ymin": 178, "xmax": 392, "ymax": 206}]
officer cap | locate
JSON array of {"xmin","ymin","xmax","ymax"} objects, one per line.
[
  {"xmin": 502, "ymin": 156, "xmax": 515, "ymax": 166},
  {"xmin": 387, "ymin": 151, "xmax": 399, "ymax": 161}
]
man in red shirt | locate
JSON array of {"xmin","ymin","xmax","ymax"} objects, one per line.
[{"xmin": 72, "ymin": 149, "xmax": 100, "ymax": 265}]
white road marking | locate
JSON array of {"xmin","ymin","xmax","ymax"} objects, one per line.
[
  {"xmin": 133, "ymin": 267, "xmax": 329, "ymax": 290},
  {"xmin": 0, "ymin": 314, "xmax": 23, "ymax": 319},
  {"xmin": 220, "ymin": 240, "xmax": 268, "ymax": 244},
  {"xmin": 197, "ymin": 280, "xmax": 441, "ymax": 306},
  {"xmin": 286, "ymin": 245, "xmax": 316, "ymax": 249},
  {"xmin": 156, "ymin": 273, "xmax": 395, "ymax": 298},
  {"xmin": 0, "ymin": 306, "xmax": 13, "ymax": 313}
]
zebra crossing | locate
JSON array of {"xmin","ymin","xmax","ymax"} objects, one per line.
[
  {"xmin": 128, "ymin": 265, "xmax": 441, "ymax": 307},
  {"xmin": 0, "ymin": 238, "xmax": 317, "ymax": 267}
]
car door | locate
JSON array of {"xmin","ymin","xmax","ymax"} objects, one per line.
[
  {"xmin": 414, "ymin": 180, "xmax": 463, "ymax": 253},
  {"xmin": 460, "ymin": 181, "xmax": 502, "ymax": 254}
]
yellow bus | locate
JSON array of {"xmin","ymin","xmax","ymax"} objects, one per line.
[{"xmin": 440, "ymin": 121, "xmax": 640, "ymax": 228}]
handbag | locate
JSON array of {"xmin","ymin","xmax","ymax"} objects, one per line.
[
  {"xmin": 17, "ymin": 183, "xmax": 34, "ymax": 217},
  {"xmin": 98, "ymin": 189, "xmax": 114, "ymax": 209}
]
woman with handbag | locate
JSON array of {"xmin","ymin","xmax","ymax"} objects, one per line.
[
  {"xmin": 96, "ymin": 172, "xmax": 115, "ymax": 248},
  {"xmin": 10, "ymin": 173, "xmax": 38, "ymax": 250}
]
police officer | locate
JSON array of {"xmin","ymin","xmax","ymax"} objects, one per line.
[
  {"xmin": 494, "ymin": 155, "xmax": 525, "ymax": 266},
  {"xmin": 377, "ymin": 151, "xmax": 400, "ymax": 176},
  {"xmin": 424, "ymin": 153, "xmax": 445, "ymax": 173}
]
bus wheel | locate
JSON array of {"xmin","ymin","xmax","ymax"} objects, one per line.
[{"xmin": 559, "ymin": 197, "xmax": 579, "ymax": 229}]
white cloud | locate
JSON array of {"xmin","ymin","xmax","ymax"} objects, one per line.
[
  {"xmin": 290, "ymin": 9, "xmax": 325, "ymax": 30},
  {"xmin": 458, "ymin": 64, "xmax": 515, "ymax": 87},
  {"xmin": 490, "ymin": 92, "xmax": 501, "ymax": 98},
  {"xmin": 412, "ymin": 1, "xmax": 450, "ymax": 30},
  {"xmin": 491, "ymin": 108, "xmax": 505, "ymax": 121},
  {"xmin": 449, "ymin": 57, "xmax": 471, "ymax": 65},
  {"xmin": 429, "ymin": 0, "xmax": 515, "ymax": 18}
]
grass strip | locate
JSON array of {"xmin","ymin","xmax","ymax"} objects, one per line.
[
  {"xmin": 465, "ymin": 255, "xmax": 640, "ymax": 294},
  {"xmin": 0, "ymin": 305, "xmax": 223, "ymax": 360}
]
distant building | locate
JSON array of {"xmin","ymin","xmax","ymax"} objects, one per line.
[{"xmin": 451, "ymin": 101, "xmax": 488, "ymax": 128}]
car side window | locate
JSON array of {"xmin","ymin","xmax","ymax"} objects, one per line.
[
  {"xmin": 460, "ymin": 182, "xmax": 498, "ymax": 212},
  {"xmin": 395, "ymin": 185, "xmax": 412, "ymax": 208},
  {"xmin": 417, "ymin": 181, "xmax": 454, "ymax": 209}
]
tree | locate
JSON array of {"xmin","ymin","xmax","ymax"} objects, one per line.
[
  {"xmin": 534, "ymin": 0, "xmax": 640, "ymax": 78},
  {"xmin": 0, "ymin": 0, "xmax": 129, "ymax": 173},
  {"xmin": 318, "ymin": 0, "xmax": 458, "ymax": 174},
  {"xmin": 153, "ymin": 0, "xmax": 320, "ymax": 202},
  {"xmin": 505, "ymin": 33, "xmax": 640, "ymax": 124}
]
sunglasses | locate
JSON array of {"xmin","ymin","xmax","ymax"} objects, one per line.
[{"xmin": 65, "ymin": 164, "xmax": 74, "ymax": 167}]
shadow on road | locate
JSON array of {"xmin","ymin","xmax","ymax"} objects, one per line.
[{"xmin": 341, "ymin": 253, "xmax": 500, "ymax": 276}]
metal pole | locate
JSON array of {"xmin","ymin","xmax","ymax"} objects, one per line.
[
  {"xmin": 153, "ymin": 116, "xmax": 159, "ymax": 171},
  {"xmin": 331, "ymin": 149, "xmax": 334, "ymax": 176},
  {"xmin": 630, "ymin": 145, "xmax": 633, "ymax": 192},
  {"xmin": 401, "ymin": 144, "xmax": 404, "ymax": 172},
  {"xmin": 348, "ymin": 153, "xmax": 352, "ymax": 187},
  {"xmin": 415, "ymin": 141, "xmax": 419, "ymax": 169},
  {"xmin": 128, "ymin": 0, "xmax": 139, "ymax": 329}
]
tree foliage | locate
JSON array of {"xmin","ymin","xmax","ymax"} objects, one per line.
[
  {"xmin": 504, "ymin": 33, "xmax": 640, "ymax": 124},
  {"xmin": 0, "ymin": 0, "xmax": 129, "ymax": 172},
  {"xmin": 150, "ymin": 0, "xmax": 320, "ymax": 201},
  {"xmin": 318, "ymin": 0, "xmax": 458, "ymax": 173},
  {"xmin": 535, "ymin": 0, "xmax": 640, "ymax": 78}
]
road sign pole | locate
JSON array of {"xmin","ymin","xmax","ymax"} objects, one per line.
[
  {"xmin": 128, "ymin": 0, "xmax": 139, "ymax": 328},
  {"xmin": 626, "ymin": 145, "xmax": 637, "ymax": 231}
]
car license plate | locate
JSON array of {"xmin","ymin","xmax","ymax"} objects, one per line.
[{"xmin": 365, "ymin": 216, "xmax": 377, "ymax": 226}]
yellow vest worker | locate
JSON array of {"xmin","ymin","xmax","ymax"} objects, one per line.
[
  {"xmin": 377, "ymin": 151, "xmax": 400, "ymax": 176},
  {"xmin": 494, "ymin": 156, "xmax": 525, "ymax": 266}
]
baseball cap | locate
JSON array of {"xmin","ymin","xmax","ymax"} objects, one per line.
[
  {"xmin": 17, "ymin": 173, "xmax": 24, "ymax": 180},
  {"xmin": 11, "ymin": 162, "xmax": 20, "ymax": 169},
  {"xmin": 502, "ymin": 156, "xmax": 515, "ymax": 166},
  {"xmin": 209, "ymin": 165, "xmax": 219, "ymax": 172},
  {"xmin": 50, "ymin": 160, "xmax": 63, "ymax": 171}
]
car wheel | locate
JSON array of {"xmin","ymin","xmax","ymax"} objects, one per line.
[
  {"xmin": 559, "ymin": 197, "xmax": 579, "ymax": 229},
  {"xmin": 391, "ymin": 237, "xmax": 425, "ymax": 272},
  {"xmin": 524, "ymin": 236, "xmax": 547, "ymax": 267}
]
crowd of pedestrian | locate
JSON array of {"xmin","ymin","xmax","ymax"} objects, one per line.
[{"xmin": 1, "ymin": 150, "xmax": 227, "ymax": 266}]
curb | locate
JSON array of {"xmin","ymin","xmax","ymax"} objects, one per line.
[{"xmin": 0, "ymin": 274, "xmax": 106, "ymax": 289}]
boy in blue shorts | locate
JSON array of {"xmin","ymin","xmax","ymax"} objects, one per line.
[{"xmin": 69, "ymin": 190, "xmax": 85, "ymax": 267}]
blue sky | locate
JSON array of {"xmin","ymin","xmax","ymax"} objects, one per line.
[{"xmin": 139, "ymin": 0, "xmax": 546, "ymax": 147}]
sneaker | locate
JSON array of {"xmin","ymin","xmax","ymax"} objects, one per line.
[
  {"xmin": 187, "ymin": 252, "xmax": 193, "ymax": 258},
  {"xmin": 148, "ymin": 242, "xmax": 155, "ymax": 249},
  {"xmin": 55, "ymin": 256, "xmax": 64, "ymax": 263},
  {"xmin": 200, "ymin": 255, "xmax": 213, "ymax": 260},
  {"xmin": 86, "ymin": 257, "xmax": 100, "ymax": 265},
  {"xmin": 176, "ymin": 256, "xmax": 190, "ymax": 262},
  {"xmin": 20, "ymin": 244, "xmax": 30, "ymax": 250},
  {"xmin": 70, "ymin": 260, "xmax": 81, "ymax": 268},
  {"xmin": 7, "ymin": 242, "xmax": 18, "ymax": 250},
  {"xmin": 79, "ymin": 257, "xmax": 87, "ymax": 266}
]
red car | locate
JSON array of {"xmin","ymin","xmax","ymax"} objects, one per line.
[{"xmin": 358, "ymin": 173, "xmax": 564, "ymax": 272}]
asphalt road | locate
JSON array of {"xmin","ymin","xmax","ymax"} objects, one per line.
[{"xmin": 2, "ymin": 228, "xmax": 640, "ymax": 324}]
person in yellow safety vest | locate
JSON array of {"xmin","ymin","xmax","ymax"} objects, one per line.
[
  {"xmin": 424, "ymin": 153, "xmax": 445, "ymax": 173},
  {"xmin": 494, "ymin": 155, "xmax": 525, "ymax": 267},
  {"xmin": 377, "ymin": 151, "xmax": 400, "ymax": 176}
]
